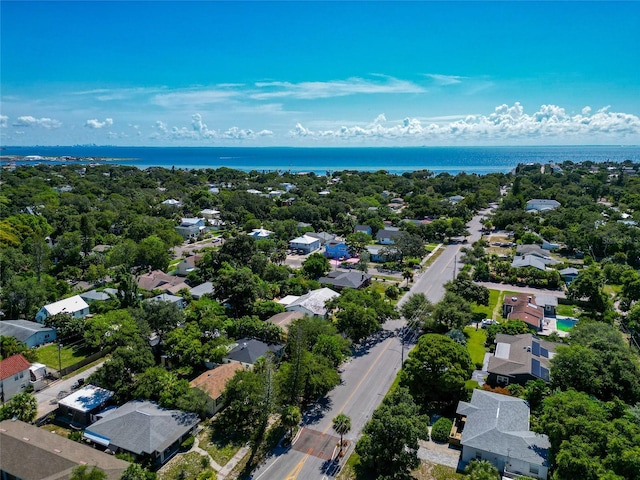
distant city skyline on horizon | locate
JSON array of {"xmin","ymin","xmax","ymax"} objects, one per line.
[{"xmin": 2, "ymin": 1, "xmax": 639, "ymax": 147}]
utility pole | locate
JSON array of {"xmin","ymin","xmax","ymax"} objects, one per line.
[{"xmin": 58, "ymin": 343, "xmax": 63, "ymax": 378}]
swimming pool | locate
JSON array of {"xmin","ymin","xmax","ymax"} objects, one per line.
[{"xmin": 556, "ymin": 317, "xmax": 578, "ymax": 332}]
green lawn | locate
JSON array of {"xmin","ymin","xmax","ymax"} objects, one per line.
[
  {"xmin": 197, "ymin": 423, "xmax": 242, "ymax": 467},
  {"xmin": 556, "ymin": 303, "xmax": 579, "ymax": 317},
  {"xmin": 157, "ymin": 452, "xmax": 213, "ymax": 480},
  {"xmin": 36, "ymin": 344, "xmax": 91, "ymax": 370},
  {"xmin": 464, "ymin": 326, "xmax": 487, "ymax": 365},
  {"xmin": 472, "ymin": 289, "xmax": 501, "ymax": 319}
]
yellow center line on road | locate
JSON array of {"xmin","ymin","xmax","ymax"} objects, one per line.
[
  {"xmin": 322, "ymin": 335, "xmax": 395, "ymax": 435},
  {"xmin": 284, "ymin": 449, "xmax": 313, "ymax": 480}
]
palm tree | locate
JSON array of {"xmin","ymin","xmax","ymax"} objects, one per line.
[
  {"xmin": 332, "ymin": 413, "xmax": 351, "ymax": 454},
  {"xmin": 402, "ymin": 268, "xmax": 414, "ymax": 287},
  {"xmin": 464, "ymin": 459, "xmax": 500, "ymax": 480},
  {"xmin": 281, "ymin": 405, "xmax": 302, "ymax": 438}
]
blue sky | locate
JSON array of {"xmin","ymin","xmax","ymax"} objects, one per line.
[{"xmin": 2, "ymin": 1, "xmax": 639, "ymax": 146}]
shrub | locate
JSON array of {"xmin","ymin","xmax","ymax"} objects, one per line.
[
  {"xmin": 431, "ymin": 417, "xmax": 453, "ymax": 443},
  {"xmin": 180, "ymin": 435, "xmax": 195, "ymax": 450}
]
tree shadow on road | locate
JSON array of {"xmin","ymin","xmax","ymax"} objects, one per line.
[
  {"xmin": 301, "ymin": 396, "xmax": 334, "ymax": 426},
  {"xmin": 350, "ymin": 329, "xmax": 395, "ymax": 359}
]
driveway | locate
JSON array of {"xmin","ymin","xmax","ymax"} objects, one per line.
[{"xmin": 476, "ymin": 282, "xmax": 566, "ymax": 299}]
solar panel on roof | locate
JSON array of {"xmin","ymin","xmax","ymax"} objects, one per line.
[
  {"xmin": 532, "ymin": 341, "xmax": 540, "ymax": 356},
  {"xmin": 531, "ymin": 358, "xmax": 541, "ymax": 378},
  {"xmin": 541, "ymin": 367, "xmax": 550, "ymax": 381}
]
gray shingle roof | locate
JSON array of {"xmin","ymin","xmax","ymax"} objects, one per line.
[
  {"xmin": 318, "ymin": 271, "xmax": 372, "ymax": 289},
  {"xmin": 488, "ymin": 334, "xmax": 558, "ymax": 381},
  {"xmin": 285, "ymin": 287, "xmax": 340, "ymax": 316},
  {"xmin": 457, "ymin": 390, "xmax": 549, "ymax": 466},
  {"xmin": 224, "ymin": 338, "xmax": 284, "ymax": 365},
  {"xmin": 85, "ymin": 401, "xmax": 199, "ymax": 456},
  {"xmin": 0, "ymin": 320, "xmax": 55, "ymax": 343},
  {"xmin": 190, "ymin": 281, "xmax": 214, "ymax": 299}
]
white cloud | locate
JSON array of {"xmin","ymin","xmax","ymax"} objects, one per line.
[
  {"xmin": 252, "ymin": 76, "xmax": 425, "ymax": 100},
  {"xmin": 0, "ymin": 115, "xmax": 7, "ymax": 128},
  {"xmin": 12, "ymin": 116, "xmax": 62, "ymax": 129},
  {"xmin": 152, "ymin": 89, "xmax": 238, "ymax": 107},
  {"xmin": 85, "ymin": 118, "xmax": 113, "ymax": 129},
  {"xmin": 425, "ymin": 73, "xmax": 464, "ymax": 86},
  {"xmin": 148, "ymin": 114, "xmax": 272, "ymax": 142},
  {"xmin": 289, "ymin": 103, "xmax": 640, "ymax": 142},
  {"xmin": 582, "ymin": 106, "xmax": 592, "ymax": 115}
]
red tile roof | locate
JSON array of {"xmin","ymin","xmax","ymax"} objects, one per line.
[{"xmin": 0, "ymin": 354, "xmax": 31, "ymax": 381}]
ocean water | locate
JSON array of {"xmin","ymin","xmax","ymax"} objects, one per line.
[{"xmin": 2, "ymin": 145, "xmax": 638, "ymax": 175}]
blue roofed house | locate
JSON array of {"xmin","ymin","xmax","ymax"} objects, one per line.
[
  {"xmin": 80, "ymin": 289, "xmax": 112, "ymax": 303},
  {"xmin": 450, "ymin": 390, "xmax": 550, "ymax": 479},
  {"xmin": 0, "ymin": 320, "xmax": 56, "ymax": 348},
  {"xmin": 487, "ymin": 334, "xmax": 558, "ymax": 387},
  {"xmin": 558, "ymin": 267, "xmax": 580, "ymax": 284},
  {"xmin": 324, "ymin": 239, "xmax": 351, "ymax": 259},
  {"xmin": 35, "ymin": 295, "xmax": 90, "ymax": 324}
]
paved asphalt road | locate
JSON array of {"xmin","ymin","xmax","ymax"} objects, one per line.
[{"xmin": 250, "ymin": 211, "xmax": 490, "ymax": 480}]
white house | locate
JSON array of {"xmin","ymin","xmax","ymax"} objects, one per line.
[
  {"xmin": 248, "ymin": 227, "xmax": 274, "ymax": 239},
  {"xmin": 35, "ymin": 295, "xmax": 90, "ymax": 324},
  {"xmin": 175, "ymin": 254, "xmax": 202, "ymax": 277},
  {"xmin": 200, "ymin": 208, "xmax": 220, "ymax": 220},
  {"xmin": 289, "ymin": 235, "xmax": 321, "ymax": 254},
  {"xmin": 285, "ymin": 287, "xmax": 340, "ymax": 317},
  {"xmin": 0, "ymin": 354, "xmax": 31, "ymax": 402},
  {"xmin": 452, "ymin": 390, "xmax": 550, "ymax": 479},
  {"xmin": 161, "ymin": 198, "xmax": 182, "ymax": 207}
]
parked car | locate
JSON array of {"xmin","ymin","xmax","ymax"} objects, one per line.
[{"xmin": 481, "ymin": 319, "xmax": 497, "ymax": 328}]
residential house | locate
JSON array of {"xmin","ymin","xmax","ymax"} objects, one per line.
[
  {"xmin": 280, "ymin": 182, "xmax": 296, "ymax": 192},
  {"xmin": 176, "ymin": 217, "xmax": 206, "ymax": 239},
  {"xmin": 222, "ymin": 338, "xmax": 285, "ymax": 368},
  {"xmin": 319, "ymin": 271, "xmax": 372, "ymax": 291},
  {"xmin": 541, "ymin": 239, "xmax": 559, "ymax": 250},
  {"xmin": 200, "ymin": 208, "xmax": 220, "ymax": 220},
  {"xmin": 0, "ymin": 320, "xmax": 56, "ymax": 348},
  {"xmin": 189, "ymin": 363, "xmax": 245, "ymax": 415},
  {"xmin": 487, "ymin": 334, "xmax": 558, "ymax": 387},
  {"xmin": 324, "ymin": 240, "xmax": 351, "ymax": 259},
  {"xmin": 277, "ymin": 295, "xmax": 301, "ymax": 308},
  {"xmin": 0, "ymin": 419, "xmax": 129, "ymax": 480},
  {"xmin": 366, "ymin": 245, "xmax": 397, "ymax": 263},
  {"xmin": 35, "ymin": 295, "xmax": 90, "ymax": 324},
  {"xmin": 354, "ymin": 225, "xmax": 372, "ymax": 236},
  {"xmin": 558, "ymin": 267, "xmax": 580, "ymax": 284},
  {"xmin": 451, "ymin": 390, "xmax": 550, "ymax": 479},
  {"xmin": 136, "ymin": 270, "xmax": 189, "ymax": 293},
  {"xmin": 80, "ymin": 289, "xmax": 111, "ymax": 303},
  {"xmin": 376, "ymin": 227, "xmax": 402, "ymax": 245},
  {"xmin": 307, "ymin": 232, "xmax": 336, "ymax": 246},
  {"xmin": 525, "ymin": 199, "xmax": 560, "ymax": 212},
  {"xmin": 448, "ymin": 195, "xmax": 465, "ymax": 204},
  {"xmin": 510, "ymin": 255, "xmax": 549, "ymax": 271},
  {"xmin": 175, "ymin": 254, "xmax": 202, "ymax": 277},
  {"xmin": 84, "ymin": 400, "xmax": 199, "ymax": 467},
  {"xmin": 246, "ymin": 189, "xmax": 263, "ymax": 195},
  {"xmin": 146, "ymin": 293, "xmax": 184, "ymax": 309},
  {"xmin": 248, "ymin": 227, "xmax": 274, "ymax": 239},
  {"xmin": 189, "ymin": 282, "xmax": 215, "ymax": 300},
  {"xmin": 502, "ymin": 294, "xmax": 545, "ymax": 331},
  {"xmin": 0, "ymin": 354, "xmax": 31, "ymax": 402},
  {"xmin": 266, "ymin": 311, "xmax": 305, "ymax": 330},
  {"xmin": 161, "ymin": 198, "xmax": 182, "ymax": 207},
  {"xmin": 289, "ymin": 235, "xmax": 321, "ymax": 254},
  {"xmin": 515, "ymin": 244, "xmax": 555, "ymax": 260},
  {"xmin": 57, "ymin": 384, "xmax": 115, "ymax": 428},
  {"xmin": 285, "ymin": 287, "xmax": 340, "ymax": 317}
]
